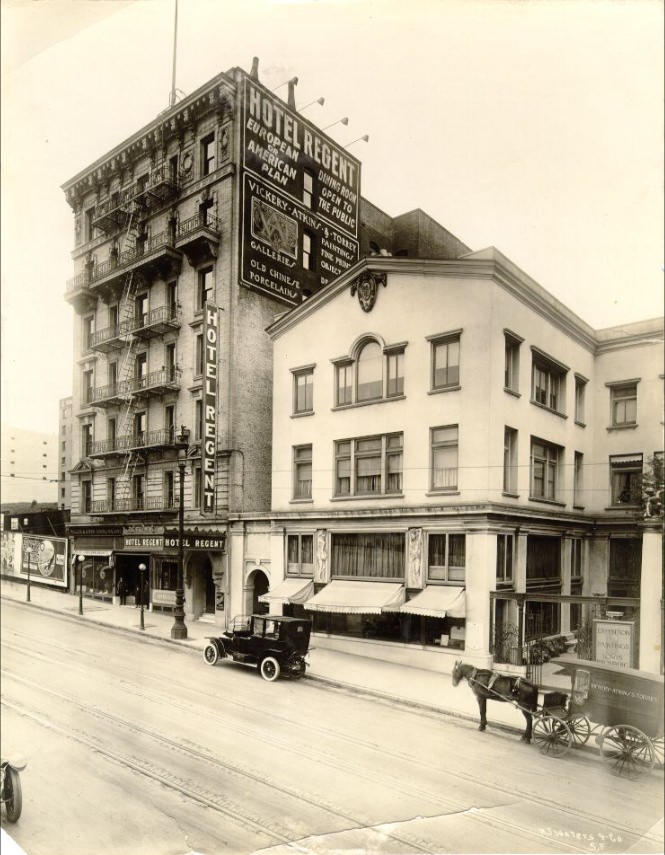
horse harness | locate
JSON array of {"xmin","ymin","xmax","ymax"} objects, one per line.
[{"xmin": 465, "ymin": 667, "xmax": 525, "ymax": 699}]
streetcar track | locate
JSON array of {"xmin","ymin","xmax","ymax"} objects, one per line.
[{"xmin": 3, "ymin": 619, "xmax": 662, "ymax": 853}]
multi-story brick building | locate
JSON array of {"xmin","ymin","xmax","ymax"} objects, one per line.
[
  {"xmin": 57, "ymin": 397, "xmax": 74, "ymax": 510},
  {"xmin": 61, "ymin": 60, "xmax": 468, "ymax": 617}
]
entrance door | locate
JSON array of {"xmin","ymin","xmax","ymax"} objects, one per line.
[{"xmin": 205, "ymin": 561, "xmax": 215, "ymax": 614}]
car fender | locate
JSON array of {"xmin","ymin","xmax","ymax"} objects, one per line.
[{"xmin": 206, "ymin": 637, "xmax": 228, "ymax": 658}]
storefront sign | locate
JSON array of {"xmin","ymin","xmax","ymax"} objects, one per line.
[
  {"xmin": 239, "ymin": 76, "xmax": 360, "ymax": 305},
  {"xmin": 202, "ymin": 302, "xmax": 218, "ymax": 513},
  {"xmin": 69, "ymin": 526, "xmax": 123, "ymax": 536},
  {"xmin": 593, "ymin": 620, "xmax": 634, "ymax": 668},
  {"xmin": 152, "ymin": 590, "xmax": 176, "ymax": 606},
  {"xmin": 164, "ymin": 531, "xmax": 226, "ymax": 551},
  {"xmin": 124, "ymin": 536, "xmax": 163, "ymax": 549}
]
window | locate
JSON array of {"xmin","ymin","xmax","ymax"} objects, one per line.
[
  {"xmin": 302, "ymin": 230, "xmax": 315, "ymax": 270},
  {"xmin": 81, "ymin": 480, "xmax": 92, "ymax": 514},
  {"xmin": 201, "ymin": 133, "xmax": 215, "ymax": 176},
  {"xmin": 133, "ymin": 474, "xmax": 145, "ymax": 510},
  {"xmin": 107, "ymin": 477, "xmax": 116, "ymax": 510},
  {"xmin": 496, "ymin": 534, "xmax": 514, "ymax": 586},
  {"xmin": 81, "ymin": 424, "xmax": 93, "ymax": 457},
  {"xmin": 571, "ymin": 538, "xmax": 583, "ymax": 582},
  {"xmin": 335, "ymin": 361, "xmax": 353, "ymax": 406},
  {"xmin": 504, "ymin": 331, "xmax": 522, "ymax": 393},
  {"xmin": 334, "ymin": 433, "xmax": 403, "ymax": 497},
  {"xmin": 303, "ymin": 171, "xmax": 313, "ymax": 209},
  {"xmin": 608, "ymin": 538, "xmax": 642, "ymax": 598},
  {"xmin": 386, "ymin": 349, "xmax": 404, "ymax": 397},
  {"xmin": 293, "ymin": 445, "xmax": 312, "ymax": 500},
  {"xmin": 133, "ymin": 411, "xmax": 146, "ymax": 445},
  {"xmin": 610, "ymin": 382, "xmax": 638, "ymax": 427},
  {"xmin": 610, "ymin": 454, "xmax": 643, "ymax": 505},
  {"xmin": 135, "ymin": 293, "xmax": 148, "ymax": 327},
  {"xmin": 165, "ymin": 343, "xmax": 177, "ymax": 380},
  {"xmin": 431, "ymin": 334, "xmax": 460, "ymax": 390},
  {"xmin": 82, "ymin": 369, "xmax": 94, "ymax": 406},
  {"xmin": 293, "ymin": 368, "xmax": 314, "ymax": 414},
  {"xmin": 287, "ymin": 534, "xmax": 314, "ymax": 574},
  {"xmin": 503, "ymin": 427, "xmax": 518, "ymax": 494},
  {"xmin": 575, "ymin": 375, "xmax": 587, "ymax": 424},
  {"xmin": 164, "ymin": 405, "xmax": 175, "ymax": 441},
  {"xmin": 331, "ymin": 532, "xmax": 404, "ymax": 579},
  {"xmin": 194, "ymin": 399, "xmax": 203, "ymax": 442},
  {"xmin": 428, "ymin": 533, "xmax": 466, "ymax": 582},
  {"xmin": 531, "ymin": 349, "xmax": 568, "ymax": 414},
  {"xmin": 573, "ymin": 451, "xmax": 584, "ymax": 507},
  {"xmin": 165, "ymin": 471, "xmax": 175, "ymax": 509},
  {"xmin": 431, "ymin": 425, "xmax": 458, "ymax": 492},
  {"xmin": 107, "ymin": 417, "xmax": 117, "ymax": 445},
  {"xmin": 108, "ymin": 361, "xmax": 118, "ymax": 389},
  {"xmin": 84, "ymin": 208, "xmax": 95, "ymax": 242},
  {"xmin": 357, "ymin": 341, "xmax": 383, "ymax": 401},
  {"xmin": 195, "ymin": 333, "xmax": 204, "ymax": 376},
  {"xmin": 168, "ymin": 281, "xmax": 178, "ymax": 316},
  {"xmin": 193, "ymin": 465, "xmax": 202, "ymax": 509},
  {"xmin": 530, "ymin": 438, "xmax": 562, "ymax": 501},
  {"xmin": 197, "ymin": 267, "xmax": 213, "ymax": 310},
  {"xmin": 83, "ymin": 316, "xmax": 94, "ymax": 352},
  {"xmin": 526, "ymin": 536, "xmax": 561, "ymax": 591}
]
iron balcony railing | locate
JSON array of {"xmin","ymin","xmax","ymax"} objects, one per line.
[
  {"xmin": 88, "ymin": 429, "xmax": 177, "ymax": 456},
  {"xmin": 92, "ymin": 367, "xmax": 181, "ymax": 405},
  {"xmin": 90, "ymin": 305, "xmax": 180, "ymax": 349},
  {"xmin": 90, "ymin": 495, "xmax": 179, "ymax": 514},
  {"xmin": 176, "ymin": 211, "xmax": 220, "ymax": 239}
]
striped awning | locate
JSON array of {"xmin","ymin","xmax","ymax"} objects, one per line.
[
  {"xmin": 258, "ymin": 578, "xmax": 314, "ymax": 606},
  {"xmin": 399, "ymin": 586, "xmax": 466, "ymax": 618},
  {"xmin": 610, "ymin": 454, "xmax": 643, "ymax": 468},
  {"xmin": 304, "ymin": 581, "xmax": 405, "ymax": 615}
]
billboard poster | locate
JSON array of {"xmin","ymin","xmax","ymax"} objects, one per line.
[
  {"xmin": 201, "ymin": 302, "xmax": 219, "ymax": 513},
  {"xmin": 1, "ymin": 531, "xmax": 21, "ymax": 576},
  {"xmin": 240, "ymin": 76, "xmax": 360, "ymax": 305},
  {"xmin": 20, "ymin": 534, "xmax": 68, "ymax": 588}
]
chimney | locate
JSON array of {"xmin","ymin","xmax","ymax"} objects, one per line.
[
  {"xmin": 287, "ymin": 77, "xmax": 298, "ymax": 109},
  {"xmin": 250, "ymin": 57, "xmax": 259, "ymax": 80}
]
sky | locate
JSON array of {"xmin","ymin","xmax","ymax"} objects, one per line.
[{"xmin": 1, "ymin": 0, "xmax": 663, "ymax": 437}]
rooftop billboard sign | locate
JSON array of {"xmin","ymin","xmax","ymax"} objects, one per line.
[{"xmin": 240, "ymin": 76, "xmax": 360, "ymax": 305}]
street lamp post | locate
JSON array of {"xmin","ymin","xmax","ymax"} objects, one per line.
[
  {"xmin": 171, "ymin": 426, "xmax": 190, "ymax": 640},
  {"xmin": 26, "ymin": 551, "xmax": 31, "ymax": 603},
  {"xmin": 138, "ymin": 563, "xmax": 146, "ymax": 631},
  {"xmin": 78, "ymin": 555, "xmax": 85, "ymax": 615}
]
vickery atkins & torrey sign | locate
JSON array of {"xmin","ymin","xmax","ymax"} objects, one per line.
[{"xmin": 240, "ymin": 77, "xmax": 361, "ymax": 305}]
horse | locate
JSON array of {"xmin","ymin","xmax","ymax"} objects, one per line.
[{"xmin": 451, "ymin": 660, "xmax": 538, "ymax": 743}]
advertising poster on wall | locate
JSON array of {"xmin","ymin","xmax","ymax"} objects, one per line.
[
  {"xmin": 20, "ymin": 534, "xmax": 69, "ymax": 589},
  {"xmin": 240, "ymin": 75, "xmax": 360, "ymax": 305},
  {"xmin": 1, "ymin": 531, "xmax": 21, "ymax": 577}
]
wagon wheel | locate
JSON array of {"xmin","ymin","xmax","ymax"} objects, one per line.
[
  {"xmin": 599, "ymin": 725, "xmax": 655, "ymax": 779},
  {"xmin": 533, "ymin": 714, "xmax": 572, "ymax": 758},
  {"xmin": 566, "ymin": 714, "xmax": 591, "ymax": 747},
  {"xmin": 651, "ymin": 736, "xmax": 664, "ymax": 769}
]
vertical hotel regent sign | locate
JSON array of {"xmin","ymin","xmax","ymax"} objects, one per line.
[
  {"xmin": 240, "ymin": 76, "xmax": 360, "ymax": 305},
  {"xmin": 202, "ymin": 302, "xmax": 219, "ymax": 513}
]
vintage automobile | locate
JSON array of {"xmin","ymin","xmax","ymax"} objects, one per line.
[{"xmin": 203, "ymin": 614, "xmax": 311, "ymax": 681}]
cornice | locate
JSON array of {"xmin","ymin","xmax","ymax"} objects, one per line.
[{"xmin": 62, "ymin": 70, "xmax": 236, "ymax": 207}]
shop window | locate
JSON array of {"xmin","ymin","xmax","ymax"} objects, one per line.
[
  {"xmin": 531, "ymin": 348, "xmax": 568, "ymax": 415},
  {"xmin": 287, "ymin": 534, "xmax": 314, "ymax": 575},
  {"xmin": 610, "ymin": 454, "xmax": 642, "ymax": 506},
  {"xmin": 608, "ymin": 538, "xmax": 641, "ymax": 598},
  {"xmin": 610, "ymin": 382, "xmax": 638, "ymax": 427},
  {"xmin": 530, "ymin": 437, "xmax": 562, "ymax": 501},
  {"xmin": 496, "ymin": 534, "xmax": 514, "ymax": 587},
  {"xmin": 504, "ymin": 331, "xmax": 522, "ymax": 393},
  {"xmin": 428, "ymin": 533, "xmax": 466, "ymax": 582},
  {"xmin": 331, "ymin": 532, "xmax": 405, "ymax": 579},
  {"xmin": 526, "ymin": 535, "xmax": 561, "ymax": 592},
  {"xmin": 503, "ymin": 427, "xmax": 518, "ymax": 494},
  {"xmin": 431, "ymin": 425, "xmax": 458, "ymax": 492},
  {"xmin": 430, "ymin": 333, "xmax": 460, "ymax": 391},
  {"xmin": 293, "ymin": 367, "xmax": 314, "ymax": 414},
  {"xmin": 293, "ymin": 445, "xmax": 312, "ymax": 500}
]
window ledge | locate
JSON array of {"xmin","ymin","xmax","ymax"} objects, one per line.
[
  {"xmin": 289, "ymin": 498, "xmax": 313, "ymax": 505},
  {"xmin": 503, "ymin": 387, "xmax": 521, "ymax": 398},
  {"xmin": 574, "ymin": 420, "xmax": 586, "ymax": 428},
  {"xmin": 428, "ymin": 385, "xmax": 461, "ymax": 396},
  {"xmin": 528, "ymin": 496, "xmax": 566, "ymax": 508},
  {"xmin": 291, "ymin": 411, "xmax": 314, "ymax": 419},
  {"xmin": 530, "ymin": 399, "xmax": 568, "ymax": 419},
  {"xmin": 606, "ymin": 423, "xmax": 638, "ymax": 432},
  {"xmin": 333, "ymin": 395, "xmax": 406, "ymax": 411},
  {"xmin": 502, "ymin": 491, "xmax": 520, "ymax": 499},
  {"xmin": 425, "ymin": 490, "xmax": 460, "ymax": 497},
  {"xmin": 572, "ymin": 505, "xmax": 585, "ymax": 511},
  {"xmin": 330, "ymin": 493, "xmax": 405, "ymax": 502},
  {"xmin": 605, "ymin": 504, "xmax": 640, "ymax": 511}
]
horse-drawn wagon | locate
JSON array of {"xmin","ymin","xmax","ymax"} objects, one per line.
[{"xmin": 452, "ymin": 658, "xmax": 663, "ymax": 780}]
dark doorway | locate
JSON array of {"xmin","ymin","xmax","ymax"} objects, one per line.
[
  {"xmin": 252, "ymin": 571, "xmax": 269, "ymax": 614},
  {"xmin": 205, "ymin": 558, "xmax": 215, "ymax": 614}
]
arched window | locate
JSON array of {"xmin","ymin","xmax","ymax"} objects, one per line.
[{"xmin": 357, "ymin": 341, "xmax": 383, "ymax": 401}]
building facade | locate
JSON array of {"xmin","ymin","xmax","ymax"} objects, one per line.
[
  {"xmin": 57, "ymin": 397, "xmax": 74, "ymax": 510},
  {"xmin": 1, "ymin": 424, "xmax": 58, "ymax": 505},
  {"xmin": 255, "ymin": 253, "xmax": 663, "ymax": 673}
]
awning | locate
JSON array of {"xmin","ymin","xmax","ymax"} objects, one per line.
[
  {"xmin": 399, "ymin": 586, "xmax": 466, "ymax": 618},
  {"xmin": 72, "ymin": 550, "xmax": 112, "ymax": 560},
  {"xmin": 258, "ymin": 578, "xmax": 314, "ymax": 606},
  {"xmin": 610, "ymin": 454, "xmax": 643, "ymax": 468},
  {"xmin": 304, "ymin": 581, "xmax": 405, "ymax": 615}
]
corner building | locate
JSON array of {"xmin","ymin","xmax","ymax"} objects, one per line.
[
  {"xmin": 62, "ymin": 60, "xmax": 466, "ymax": 621},
  {"xmin": 263, "ymin": 254, "xmax": 663, "ymax": 674}
]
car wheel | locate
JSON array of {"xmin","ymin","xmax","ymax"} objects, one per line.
[
  {"xmin": 260, "ymin": 656, "xmax": 281, "ymax": 682},
  {"xmin": 203, "ymin": 643, "xmax": 219, "ymax": 666}
]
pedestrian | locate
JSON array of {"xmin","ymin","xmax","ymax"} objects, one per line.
[
  {"xmin": 135, "ymin": 584, "xmax": 140, "ymax": 608},
  {"xmin": 116, "ymin": 576, "xmax": 127, "ymax": 605},
  {"xmin": 143, "ymin": 578, "xmax": 150, "ymax": 611}
]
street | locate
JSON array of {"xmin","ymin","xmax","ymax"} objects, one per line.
[{"xmin": 1, "ymin": 599, "xmax": 663, "ymax": 855}]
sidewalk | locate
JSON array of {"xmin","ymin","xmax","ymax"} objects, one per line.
[{"xmin": 0, "ymin": 578, "xmax": 555, "ymax": 734}]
